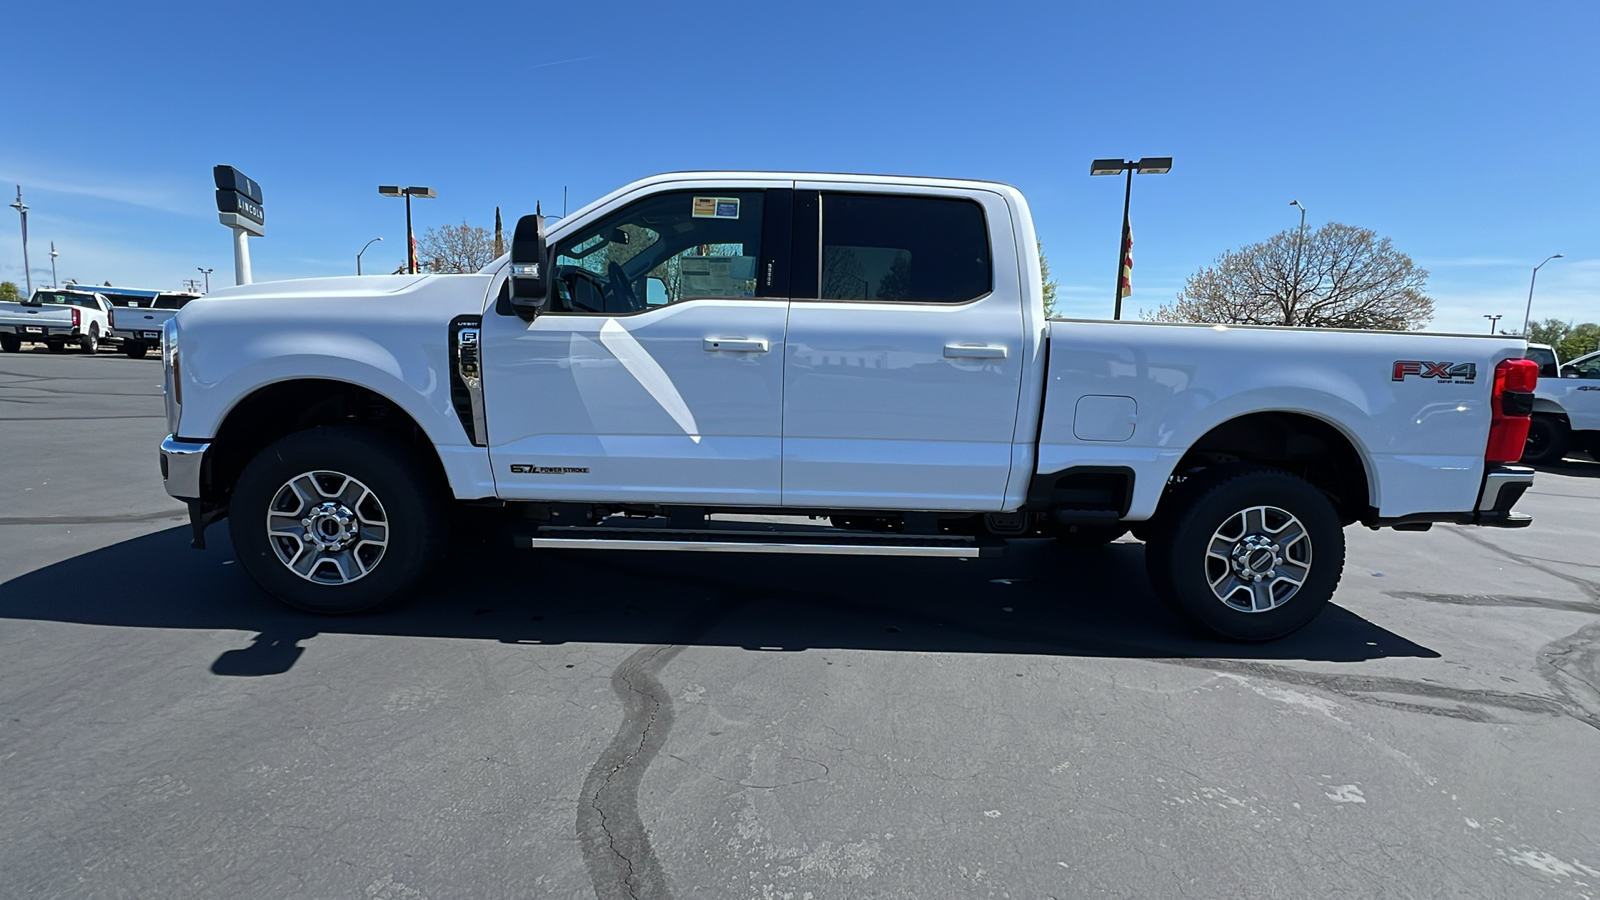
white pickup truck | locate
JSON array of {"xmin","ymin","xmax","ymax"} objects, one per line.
[
  {"xmin": 0, "ymin": 288, "xmax": 114, "ymax": 353},
  {"xmin": 110, "ymin": 292, "xmax": 198, "ymax": 359},
  {"xmin": 1523, "ymin": 344, "xmax": 1600, "ymax": 463},
  {"xmin": 157, "ymin": 172, "xmax": 1540, "ymax": 640}
]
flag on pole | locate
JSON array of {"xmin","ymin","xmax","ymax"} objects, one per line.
[
  {"xmin": 410, "ymin": 233, "xmax": 419, "ymax": 273},
  {"xmin": 1117, "ymin": 219, "xmax": 1134, "ymax": 300},
  {"xmin": 494, "ymin": 206, "xmax": 504, "ymax": 258}
]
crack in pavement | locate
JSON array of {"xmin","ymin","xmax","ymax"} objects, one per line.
[
  {"xmin": 576, "ymin": 594, "xmax": 743, "ymax": 900},
  {"xmin": 1385, "ymin": 590, "xmax": 1599, "ymax": 616},
  {"xmin": 0, "ymin": 510, "xmax": 189, "ymax": 526}
]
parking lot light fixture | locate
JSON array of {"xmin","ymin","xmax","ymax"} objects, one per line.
[
  {"xmin": 1089, "ymin": 157, "xmax": 1172, "ymax": 319},
  {"xmin": 357, "ymin": 237, "xmax": 384, "ymax": 275},
  {"xmin": 9, "ymin": 186, "xmax": 30, "ymax": 295},
  {"xmin": 50, "ymin": 242, "xmax": 59, "ymax": 289},
  {"xmin": 1520, "ymin": 254, "xmax": 1563, "ymax": 336},
  {"xmin": 380, "ymin": 186, "xmax": 436, "ymax": 274},
  {"xmin": 197, "ymin": 267, "xmax": 213, "ymax": 293}
]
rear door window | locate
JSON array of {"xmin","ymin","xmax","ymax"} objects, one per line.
[{"xmin": 818, "ymin": 193, "xmax": 991, "ymax": 303}]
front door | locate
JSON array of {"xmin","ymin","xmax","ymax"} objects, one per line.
[
  {"xmin": 481, "ymin": 185, "xmax": 792, "ymax": 505},
  {"xmin": 781, "ymin": 185, "xmax": 1027, "ymax": 511}
]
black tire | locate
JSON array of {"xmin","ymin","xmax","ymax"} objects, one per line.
[
  {"xmin": 1051, "ymin": 523, "xmax": 1130, "ymax": 547},
  {"xmin": 1522, "ymin": 415, "xmax": 1570, "ymax": 465},
  {"xmin": 80, "ymin": 327, "xmax": 99, "ymax": 355},
  {"xmin": 0, "ymin": 334, "xmax": 18, "ymax": 353},
  {"xmin": 46, "ymin": 341, "xmax": 65, "ymax": 353},
  {"xmin": 123, "ymin": 342, "xmax": 148, "ymax": 359},
  {"xmin": 1144, "ymin": 465, "xmax": 1344, "ymax": 641},
  {"xmin": 230, "ymin": 426, "xmax": 447, "ymax": 614}
]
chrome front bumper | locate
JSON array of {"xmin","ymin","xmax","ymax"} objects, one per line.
[{"xmin": 160, "ymin": 435, "xmax": 210, "ymax": 500}]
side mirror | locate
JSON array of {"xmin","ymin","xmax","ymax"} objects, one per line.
[
  {"xmin": 1560, "ymin": 365, "xmax": 1580, "ymax": 378},
  {"xmin": 509, "ymin": 212, "xmax": 549, "ymax": 319}
]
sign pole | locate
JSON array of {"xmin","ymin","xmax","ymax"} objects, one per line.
[{"xmin": 232, "ymin": 227, "xmax": 253, "ymax": 285}]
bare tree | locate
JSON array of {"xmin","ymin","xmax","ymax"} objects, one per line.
[
  {"xmin": 1148, "ymin": 223, "xmax": 1434, "ymax": 330},
  {"xmin": 418, "ymin": 222, "xmax": 497, "ymax": 273}
]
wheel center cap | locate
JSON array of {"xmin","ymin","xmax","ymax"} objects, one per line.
[
  {"xmin": 1231, "ymin": 535, "xmax": 1283, "ymax": 582},
  {"xmin": 301, "ymin": 502, "xmax": 358, "ymax": 551}
]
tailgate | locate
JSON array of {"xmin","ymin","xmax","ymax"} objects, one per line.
[{"xmin": 112, "ymin": 307, "xmax": 174, "ymax": 335}]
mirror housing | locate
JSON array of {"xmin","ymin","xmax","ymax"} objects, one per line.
[
  {"xmin": 1560, "ymin": 365, "xmax": 1579, "ymax": 378},
  {"xmin": 509, "ymin": 212, "xmax": 549, "ymax": 319}
]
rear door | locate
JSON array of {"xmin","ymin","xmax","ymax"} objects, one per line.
[{"xmin": 781, "ymin": 184, "xmax": 1027, "ymax": 511}]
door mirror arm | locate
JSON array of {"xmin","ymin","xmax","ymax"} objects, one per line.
[{"xmin": 508, "ymin": 211, "xmax": 550, "ymax": 321}]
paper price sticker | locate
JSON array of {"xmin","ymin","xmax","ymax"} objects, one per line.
[{"xmin": 692, "ymin": 196, "xmax": 740, "ymax": 219}]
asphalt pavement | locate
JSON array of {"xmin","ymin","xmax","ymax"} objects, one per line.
[{"xmin": 2, "ymin": 348, "xmax": 1597, "ymax": 900}]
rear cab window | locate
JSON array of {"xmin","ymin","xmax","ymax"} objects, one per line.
[{"xmin": 818, "ymin": 193, "xmax": 991, "ymax": 303}]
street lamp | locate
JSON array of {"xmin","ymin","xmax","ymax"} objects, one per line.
[
  {"xmin": 1520, "ymin": 254, "xmax": 1564, "ymax": 336},
  {"xmin": 357, "ymin": 237, "xmax": 384, "ymax": 275},
  {"xmin": 378, "ymin": 186, "xmax": 435, "ymax": 274},
  {"xmin": 9, "ymin": 186, "xmax": 30, "ymax": 296},
  {"xmin": 1289, "ymin": 200, "xmax": 1309, "ymax": 315},
  {"xmin": 1090, "ymin": 157, "xmax": 1171, "ymax": 319},
  {"xmin": 49, "ymin": 241, "xmax": 59, "ymax": 288},
  {"xmin": 1484, "ymin": 314, "xmax": 1502, "ymax": 335},
  {"xmin": 197, "ymin": 267, "xmax": 213, "ymax": 293}
]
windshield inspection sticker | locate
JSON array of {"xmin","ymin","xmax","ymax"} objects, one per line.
[{"xmin": 692, "ymin": 196, "xmax": 740, "ymax": 219}]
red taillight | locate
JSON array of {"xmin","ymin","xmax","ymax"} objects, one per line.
[
  {"xmin": 1486, "ymin": 357, "xmax": 1538, "ymax": 463},
  {"xmin": 71, "ymin": 307, "xmax": 80, "ymax": 328}
]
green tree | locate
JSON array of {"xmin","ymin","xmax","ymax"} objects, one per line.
[
  {"xmin": 1150, "ymin": 223, "xmax": 1433, "ymax": 330},
  {"xmin": 0, "ymin": 281, "xmax": 19, "ymax": 301},
  {"xmin": 1038, "ymin": 241, "xmax": 1059, "ymax": 318},
  {"xmin": 1528, "ymin": 318, "xmax": 1600, "ymax": 362}
]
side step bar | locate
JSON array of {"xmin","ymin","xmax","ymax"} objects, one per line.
[{"xmin": 518, "ymin": 525, "xmax": 1002, "ymax": 559}]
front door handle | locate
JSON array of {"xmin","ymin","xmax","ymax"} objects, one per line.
[
  {"xmin": 944, "ymin": 343, "xmax": 1008, "ymax": 359},
  {"xmin": 704, "ymin": 337, "xmax": 770, "ymax": 352}
]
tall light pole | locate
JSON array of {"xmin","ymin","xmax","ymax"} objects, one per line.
[
  {"xmin": 1090, "ymin": 157, "xmax": 1171, "ymax": 319},
  {"xmin": 357, "ymin": 236, "xmax": 384, "ymax": 275},
  {"xmin": 1521, "ymin": 254, "xmax": 1564, "ymax": 336},
  {"xmin": 197, "ymin": 267, "xmax": 213, "ymax": 293},
  {"xmin": 9, "ymin": 186, "xmax": 31, "ymax": 296},
  {"xmin": 378, "ymin": 186, "xmax": 435, "ymax": 274},
  {"xmin": 1289, "ymin": 200, "xmax": 1308, "ymax": 317},
  {"xmin": 1484, "ymin": 314, "xmax": 1502, "ymax": 334},
  {"xmin": 49, "ymin": 241, "xmax": 59, "ymax": 288}
]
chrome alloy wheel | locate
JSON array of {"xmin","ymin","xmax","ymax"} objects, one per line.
[
  {"xmin": 1204, "ymin": 505, "xmax": 1312, "ymax": 613},
  {"xmin": 265, "ymin": 471, "xmax": 389, "ymax": 585}
]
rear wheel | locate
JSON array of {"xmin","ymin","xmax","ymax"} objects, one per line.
[
  {"xmin": 231, "ymin": 426, "xmax": 447, "ymax": 614},
  {"xmin": 1522, "ymin": 414, "xmax": 1570, "ymax": 465},
  {"xmin": 80, "ymin": 327, "xmax": 99, "ymax": 355},
  {"xmin": 1145, "ymin": 465, "xmax": 1344, "ymax": 641},
  {"xmin": 123, "ymin": 342, "xmax": 148, "ymax": 359},
  {"xmin": 0, "ymin": 335, "xmax": 18, "ymax": 353}
]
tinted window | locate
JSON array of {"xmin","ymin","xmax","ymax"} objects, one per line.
[
  {"xmin": 1526, "ymin": 346, "xmax": 1558, "ymax": 378},
  {"xmin": 550, "ymin": 190, "xmax": 765, "ymax": 314},
  {"xmin": 819, "ymin": 193, "xmax": 990, "ymax": 303},
  {"xmin": 154, "ymin": 294, "xmax": 195, "ymax": 310}
]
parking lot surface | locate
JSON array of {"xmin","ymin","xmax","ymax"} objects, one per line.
[{"xmin": 3, "ymin": 349, "xmax": 1598, "ymax": 900}]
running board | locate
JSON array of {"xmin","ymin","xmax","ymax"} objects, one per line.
[{"xmin": 518, "ymin": 525, "xmax": 1002, "ymax": 558}]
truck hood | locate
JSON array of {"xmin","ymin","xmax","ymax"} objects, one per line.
[{"xmin": 198, "ymin": 274, "xmax": 433, "ymax": 302}]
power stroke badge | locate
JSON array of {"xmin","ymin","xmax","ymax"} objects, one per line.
[
  {"xmin": 1392, "ymin": 361, "xmax": 1477, "ymax": 384},
  {"xmin": 509, "ymin": 465, "xmax": 590, "ymax": 474}
]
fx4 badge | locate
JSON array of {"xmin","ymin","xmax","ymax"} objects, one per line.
[
  {"xmin": 1392, "ymin": 360, "xmax": 1477, "ymax": 384},
  {"xmin": 510, "ymin": 465, "xmax": 589, "ymax": 474}
]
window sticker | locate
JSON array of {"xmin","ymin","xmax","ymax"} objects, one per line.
[{"xmin": 692, "ymin": 196, "xmax": 740, "ymax": 219}]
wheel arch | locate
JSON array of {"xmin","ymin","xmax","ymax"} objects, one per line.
[
  {"xmin": 201, "ymin": 377, "xmax": 452, "ymax": 511},
  {"xmin": 1163, "ymin": 410, "xmax": 1376, "ymax": 525}
]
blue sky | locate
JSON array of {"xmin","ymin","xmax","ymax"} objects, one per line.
[{"xmin": 3, "ymin": 0, "xmax": 1595, "ymax": 332}]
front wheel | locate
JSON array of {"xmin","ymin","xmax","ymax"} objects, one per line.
[
  {"xmin": 1145, "ymin": 465, "xmax": 1344, "ymax": 641},
  {"xmin": 231, "ymin": 426, "xmax": 447, "ymax": 614}
]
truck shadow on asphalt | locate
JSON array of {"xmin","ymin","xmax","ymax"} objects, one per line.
[{"xmin": 0, "ymin": 523, "xmax": 1440, "ymax": 676}]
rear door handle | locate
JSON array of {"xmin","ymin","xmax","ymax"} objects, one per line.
[
  {"xmin": 704, "ymin": 337, "xmax": 770, "ymax": 352},
  {"xmin": 944, "ymin": 343, "xmax": 1007, "ymax": 359}
]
